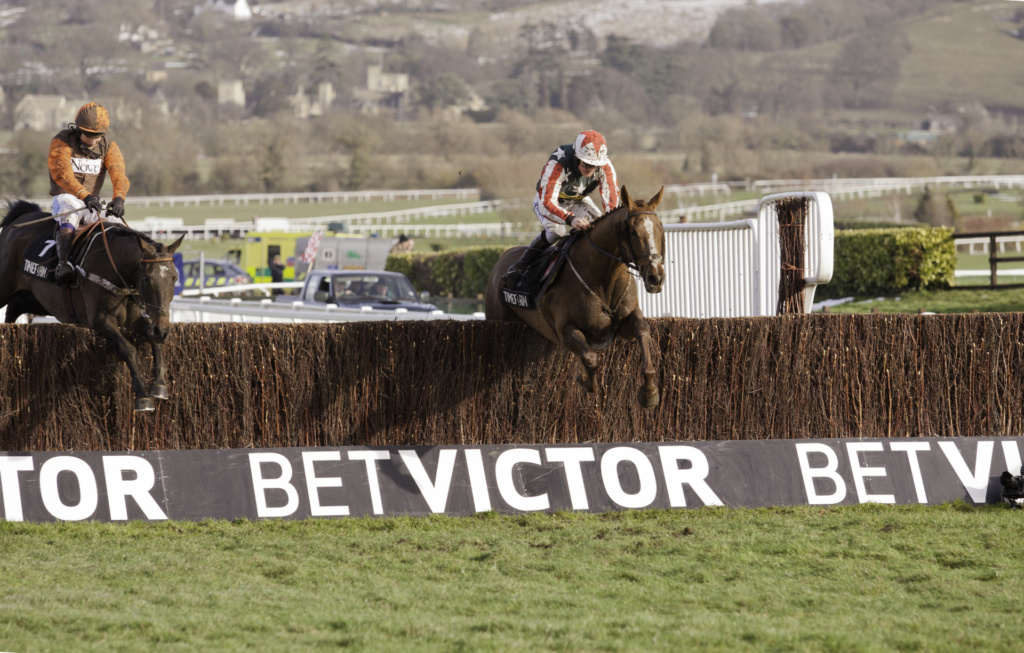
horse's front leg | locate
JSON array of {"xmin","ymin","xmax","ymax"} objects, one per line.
[
  {"xmin": 563, "ymin": 324, "xmax": 599, "ymax": 394},
  {"xmin": 148, "ymin": 338, "xmax": 169, "ymax": 400},
  {"xmin": 618, "ymin": 309, "xmax": 659, "ymax": 409},
  {"xmin": 94, "ymin": 320, "xmax": 155, "ymax": 412}
]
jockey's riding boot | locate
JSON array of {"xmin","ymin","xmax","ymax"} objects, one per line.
[
  {"xmin": 505, "ymin": 231, "xmax": 548, "ymax": 290},
  {"xmin": 54, "ymin": 228, "xmax": 75, "ymax": 285}
]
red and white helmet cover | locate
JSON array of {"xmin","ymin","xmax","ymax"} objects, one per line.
[{"xmin": 573, "ymin": 130, "xmax": 609, "ymax": 167}]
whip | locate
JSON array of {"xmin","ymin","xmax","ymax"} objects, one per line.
[{"xmin": 12, "ymin": 204, "xmax": 95, "ymax": 228}]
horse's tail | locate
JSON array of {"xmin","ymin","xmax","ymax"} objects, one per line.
[{"xmin": 0, "ymin": 200, "xmax": 45, "ymax": 228}]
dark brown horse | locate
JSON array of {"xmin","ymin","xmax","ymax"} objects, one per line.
[
  {"xmin": 0, "ymin": 200, "xmax": 182, "ymax": 412},
  {"xmin": 485, "ymin": 186, "xmax": 666, "ymax": 408}
]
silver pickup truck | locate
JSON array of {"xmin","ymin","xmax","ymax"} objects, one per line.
[{"xmin": 276, "ymin": 269, "xmax": 438, "ymax": 312}]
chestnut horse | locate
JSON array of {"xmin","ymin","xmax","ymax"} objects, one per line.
[
  {"xmin": 485, "ymin": 186, "xmax": 665, "ymax": 408},
  {"xmin": 0, "ymin": 200, "xmax": 182, "ymax": 412}
]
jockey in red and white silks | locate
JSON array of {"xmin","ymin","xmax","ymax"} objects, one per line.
[
  {"xmin": 504, "ymin": 130, "xmax": 619, "ymax": 289},
  {"xmin": 534, "ymin": 130, "xmax": 619, "ymax": 244}
]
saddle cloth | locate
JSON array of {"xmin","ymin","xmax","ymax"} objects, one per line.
[
  {"xmin": 501, "ymin": 231, "xmax": 582, "ymax": 309},
  {"xmin": 20, "ymin": 224, "xmax": 125, "ymax": 285}
]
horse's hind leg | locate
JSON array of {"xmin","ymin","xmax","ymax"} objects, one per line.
[
  {"xmin": 563, "ymin": 324, "xmax": 599, "ymax": 394},
  {"xmin": 94, "ymin": 320, "xmax": 154, "ymax": 412},
  {"xmin": 619, "ymin": 309, "xmax": 659, "ymax": 409}
]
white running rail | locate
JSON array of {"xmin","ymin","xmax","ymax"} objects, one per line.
[{"xmin": 169, "ymin": 297, "xmax": 485, "ymax": 323}]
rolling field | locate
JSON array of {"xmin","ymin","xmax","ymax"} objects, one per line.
[{"xmin": 0, "ymin": 504, "xmax": 1020, "ymax": 652}]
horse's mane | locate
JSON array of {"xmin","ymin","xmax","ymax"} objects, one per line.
[
  {"xmin": 1, "ymin": 200, "xmax": 43, "ymax": 228},
  {"xmin": 105, "ymin": 223, "xmax": 159, "ymax": 247},
  {"xmin": 604, "ymin": 204, "xmax": 628, "ymax": 223}
]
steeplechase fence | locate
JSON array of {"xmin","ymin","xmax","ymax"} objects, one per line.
[{"xmin": 1, "ymin": 312, "xmax": 1023, "ymax": 451}]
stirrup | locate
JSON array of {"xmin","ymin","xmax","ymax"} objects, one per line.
[{"xmin": 56, "ymin": 262, "xmax": 75, "ymax": 285}]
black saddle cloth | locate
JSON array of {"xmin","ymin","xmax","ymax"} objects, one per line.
[
  {"xmin": 503, "ymin": 231, "xmax": 582, "ymax": 304},
  {"xmin": 20, "ymin": 223, "xmax": 131, "ymax": 285},
  {"xmin": 21, "ymin": 227, "xmax": 60, "ymax": 283}
]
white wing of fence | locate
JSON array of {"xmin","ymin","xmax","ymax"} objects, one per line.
[{"xmin": 637, "ymin": 191, "xmax": 834, "ymax": 318}]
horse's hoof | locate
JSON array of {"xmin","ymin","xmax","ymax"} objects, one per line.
[
  {"xmin": 577, "ymin": 373, "xmax": 597, "ymax": 393},
  {"xmin": 150, "ymin": 383, "xmax": 170, "ymax": 400},
  {"xmin": 134, "ymin": 397, "xmax": 156, "ymax": 412},
  {"xmin": 640, "ymin": 388, "xmax": 660, "ymax": 409}
]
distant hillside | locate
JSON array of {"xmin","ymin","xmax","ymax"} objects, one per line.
[{"xmin": 0, "ymin": 0, "xmax": 1020, "ymax": 198}]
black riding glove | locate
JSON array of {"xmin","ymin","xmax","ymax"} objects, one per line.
[
  {"xmin": 83, "ymin": 194, "xmax": 102, "ymax": 214},
  {"xmin": 107, "ymin": 197, "xmax": 125, "ymax": 218}
]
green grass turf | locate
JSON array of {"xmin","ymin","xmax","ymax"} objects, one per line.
[
  {"xmin": 820, "ymin": 285, "xmax": 1024, "ymax": 314},
  {"xmin": 0, "ymin": 505, "xmax": 1020, "ymax": 651}
]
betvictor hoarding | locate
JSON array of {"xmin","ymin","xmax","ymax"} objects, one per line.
[{"xmin": 0, "ymin": 438, "xmax": 1021, "ymax": 523}]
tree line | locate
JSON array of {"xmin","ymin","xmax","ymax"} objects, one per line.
[{"xmin": 0, "ymin": 0, "xmax": 1019, "ymax": 199}]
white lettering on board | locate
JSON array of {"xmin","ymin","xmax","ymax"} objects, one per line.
[
  {"xmin": 846, "ymin": 442, "xmax": 895, "ymax": 504},
  {"xmin": 796, "ymin": 443, "xmax": 847, "ymax": 505},
  {"xmin": 658, "ymin": 445, "xmax": 723, "ymax": 507},
  {"xmin": 40, "ymin": 456, "xmax": 98, "ymax": 521},
  {"xmin": 601, "ymin": 447, "xmax": 657, "ymax": 509},
  {"xmin": 495, "ymin": 449, "xmax": 549, "ymax": 512},
  {"xmin": 0, "ymin": 455, "xmax": 33, "ymax": 521},
  {"xmin": 348, "ymin": 450, "xmax": 390, "ymax": 515},
  {"xmin": 938, "ymin": 441, "xmax": 993, "ymax": 504},
  {"xmin": 545, "ymin": 447, "xmax": 595, "ymax": 510},
  {"xmin": 301, "ymin": 451, "xmax": 348, "ymax": 517},
  {"xmin": 463, "ymin": 449, "xmax": 492, "ymax": 512},
  {"xmin": 1002, "ymin": 440, "xmax": 1023, "ymax": 476},
  {"xmin": 398, "ymin": 449, "xmax": 456, "ymax": 513},
  {"xmin": 889, "ymin": 442, "xmax": 931, "ymax": 504},
  {"xmin": 102, "ymin": 456, "xmax": 167, "ymax": 520},
  {"xmin": 249, "ymin": 452, "xmax": 299, "ymax": 518}
]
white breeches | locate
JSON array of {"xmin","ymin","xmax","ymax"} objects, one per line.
[
  {"xmin": 52, "ymin": 194, "xmax": 125, "ymax": 229},
  {"xmin": 533, "ymin": 195, "xmax": 602, "ymax": 244}
]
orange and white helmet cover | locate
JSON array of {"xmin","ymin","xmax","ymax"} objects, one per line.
[{"xmin": 573, "ymin": 130, "xmax": 609, "ymax": 167}]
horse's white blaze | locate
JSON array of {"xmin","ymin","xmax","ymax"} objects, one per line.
[
  {"xmin": 155, "ymin": 265, "xmax": 174, "ymax": 282},
  {"xmin": 642, "ymin": 217, "xmax": 661, "ymax": 264}
]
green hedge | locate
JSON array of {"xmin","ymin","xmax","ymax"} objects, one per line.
[
  {"xmin": 819, "ymin": 226, "xmax": 956, "ymax": 299},
  {"xmin": 386, "ymin": 247, "xmax": 508, "ymax": 297},
  {"xmin": 389, "ymin": 227, "xmax": 956, "ymax": 301}
]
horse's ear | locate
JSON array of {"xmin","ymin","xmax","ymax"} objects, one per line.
[
  {"xmin": 167, "ymin": 235, "xmax": 185, "ymax": 254},
  {"xmin": 620, "ymin": 185, "xmax": 632, "ymax": 210},
  {"xmin": 648, "ymin": 186, "xmax": 665, "ymax": 210}
]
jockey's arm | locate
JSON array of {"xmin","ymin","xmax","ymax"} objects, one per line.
[
  {"xmin": 47, "ymin": 137, "xmax": 90, "ymax": 200},
  {"xmin": 104, "ymin": 141, "xmax": 130, "ymax": 200},
  {"xmin": 537, "ymin": 159, "xmax": 572, "ymax": 224},
  {"xmin": 598, "ymin": 162, "xmax": 620, "ymax": 212}
]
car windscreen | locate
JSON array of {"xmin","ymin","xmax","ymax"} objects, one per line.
[{"xmin": 331, "ymin": 275, "xmax": 418, "ymax": 303}]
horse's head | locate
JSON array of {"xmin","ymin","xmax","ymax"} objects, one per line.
[
  {"xmin": 137, "ymin": 235, "xmax": 183, "ymax": 342},
  {"xmin": 620, "ymin": 185, "xmax": 665, "ymax": 294}
]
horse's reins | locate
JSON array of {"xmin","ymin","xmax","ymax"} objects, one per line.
[
  {"xmin": 567, "ymin": 209, "xmax": 662, "ymax": 315},
  {"xmin": 81, "ymin": 221, "xmax": 173, "ymax": 322},
  {"xmin": 564, "ymin": 209, "xmax": 659, "ymax": 317}
]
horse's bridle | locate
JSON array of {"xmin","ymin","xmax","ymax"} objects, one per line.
[
  {"xmin": 133, "ymin": 255, "xmax": 175, "ymax": 322},
  {"xmin": 583, "ymin": 209, "xmax": 663, "ymax": 281},
  {"xmin": 89, "ymin": 221, "xmax": 174, "ymax": 323}
]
